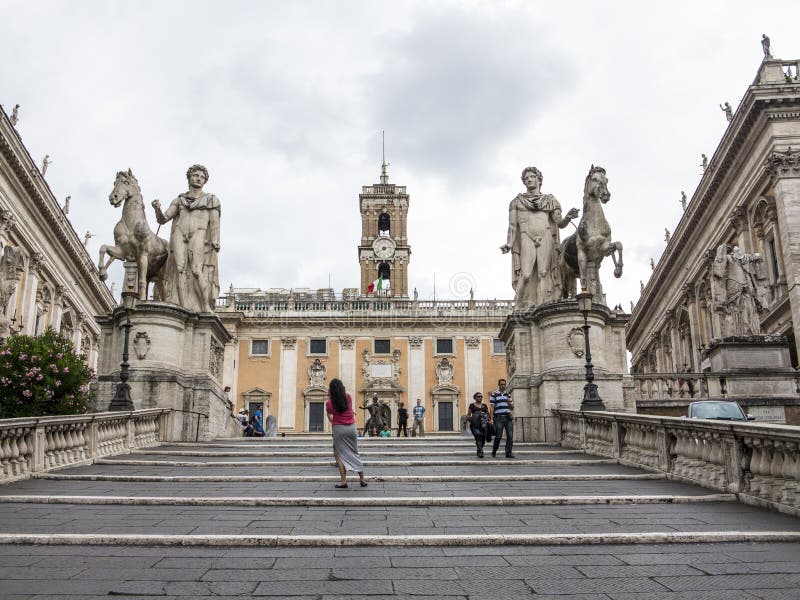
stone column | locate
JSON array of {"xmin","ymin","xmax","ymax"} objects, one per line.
[
  {"xmin": 73, "ymin": 312, "xmax": 86, "ymax": 351},
  {"xmin": 765, "ymin": 149, "xmax": 800, "ymax": 358},
  {"xmin": 338, "ymin": 337, "xmax": 356, "ymax": 395},
  {"xmin": 464, "ymin": 336, "xmax": 483, "ymax": 399},
  {"xmin": 278, "ymin": 337, "xmax": 298, "ymax": 430},
  {"xmin": 49, "ymin": 285, "xmax": 65, "ymax": 332},
  {"xmin": 222, "ymin": 334, "xmax": 239, "ymax": 406},
  {"xmin": 684, "ymin": 284, "xmax": 701, "ymax": 370},
  {"xmin": 22, "ymin": 253, "xmax": 44, "ymax": 335},
  {"xmin": 408, "ymin": 336, "xmax": 425, "ymax": 405}
]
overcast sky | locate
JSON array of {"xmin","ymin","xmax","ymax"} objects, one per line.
[{"xmin": 2, "ymin": 1, "xmax": 798, "ymax": 307}]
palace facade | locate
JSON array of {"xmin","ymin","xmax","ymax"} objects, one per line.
[
  {"xmin": 218, "ymin": 163, "xmax": 512, "ymax": 433},
  {"xmin": 0, "ymin": 105, "xmax": 114, "ymax": 369},
  {"xmin": 627, "ymin": 55, "xmax": 800, "ymax": 423}
]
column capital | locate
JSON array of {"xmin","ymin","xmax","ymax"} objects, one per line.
[{"xmin": 765, "ymin": 148, "xmax": 800, "ymax": 178}]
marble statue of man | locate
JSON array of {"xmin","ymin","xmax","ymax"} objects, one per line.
[
  {"xmin": 501, "ymin": 166, "xmax": 578, "ymax": 308},
  {"xmin": 712, "ymin": 244, "xmax": 768, "ymax": 337},
  {"xmin": 152, "ymin": 164, "xmax": 220, "ymax": 313},
  {"xmin": 761, "ymin": 34, "xmax": 772, "ymax": 59},
  {"xmin": 41, "ymin": 155, "xmax": 51, "ymax": 176},
  {"xmin": 720, "ymin": 102, "xmax": 733, "ymax": 122},
  {"xmin": 701, "ymin": 154, "xmax": 708, "ymax": 172},
  {"xmin": 63, "ymin": 195, "xmax": 71, "ymax": 215},
  {"xmin": 680, "ymin": 191, "xmax": 687, "ymax": 211},
  {"xmin": 9, "ymin": 105, "xmax": 19, "ymax": 126}
]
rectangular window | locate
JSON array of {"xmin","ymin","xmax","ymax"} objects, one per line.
[
  {"xmin": 374, "ymin": 339, "xmax": 391, "ymax": 354},
  {"xmin": 251, "ymin": 339, "xmax": 269, "ymax": 355},
  {"xmin": 493, "ymin": 338, "xmax": 505, "ymax": 354},
  {"xmin": 436, "ymin": 338, "xmax": 454, "ymax": 354},
  {"xmin": 309, "ymin": 338, "xmax": 327, "ymax": 355}
]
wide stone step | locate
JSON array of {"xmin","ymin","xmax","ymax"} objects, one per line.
[
  {"xmin": 0, "ymin": 500, "xmax": 796, "ymax": 537},
  {"xmin": 2, "ymin": 541, "xmax": 799, "ymax": 598}
]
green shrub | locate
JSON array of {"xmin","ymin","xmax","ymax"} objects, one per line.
[{"xmin": 0, "ymin": 328, "xmax": 93, "ymax": 418}]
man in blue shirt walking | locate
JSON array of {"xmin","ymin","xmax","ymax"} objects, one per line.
[{"xmin": 489, "ymin": 379, "xmax": 514, "ymax": 458}]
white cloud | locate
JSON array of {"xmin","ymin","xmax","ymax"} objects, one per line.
[{"xmin": 1, "ymin": 0, "xmax": 798, "ymax": 309}]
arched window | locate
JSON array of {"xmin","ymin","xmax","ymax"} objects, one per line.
[
  {"xmin": 378, "ymin": 213, "xmax": 391, "ymax": 237},
  {"xmin": 378, "ymin": 262, "xmax": 391, "ymax": 281}
]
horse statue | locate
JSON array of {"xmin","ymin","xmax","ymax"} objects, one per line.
[
  {"xmin": 98, "ymin": 169, "xmax": 169, "ymax": 301},
  {"xmin": 559, "ymin": 165, "xmax": 623, "ymax": 301}
]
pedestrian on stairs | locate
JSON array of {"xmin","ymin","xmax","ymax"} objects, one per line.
[
  {"xmin": 466, "ymin": 392, "xmax": 490, "ymax": 458},
  {"xmin": 326, "ymin": 378, "xmax": 367, "ymax": 489},
  {"xmin": 489, "ymin": 379, "xmax": 515, "ymax": 458}
]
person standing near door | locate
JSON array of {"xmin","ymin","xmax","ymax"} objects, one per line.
[
  {"xmin": 489, "ymin": 379, "xmax": 514, "ymax": 458},
  {"xmin": 397, "ymin": 402, "xmax": 409, "ymax": 437},
  {"xmin": 411, "ymin": 399, "xmax": 426, "ymax": 437}
]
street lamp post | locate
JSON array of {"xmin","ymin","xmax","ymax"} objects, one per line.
[
  {"xmin": 108, "ymin": 289, "xmax": 137, "ymax": 411},
  {"xmin": 575, "ymin": 292, "xmax": 606, "ymax": 411}
]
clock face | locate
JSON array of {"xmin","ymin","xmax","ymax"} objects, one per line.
[{"xmin": 372, "ymin": 237, "xmax": 396, "ymax": 259}]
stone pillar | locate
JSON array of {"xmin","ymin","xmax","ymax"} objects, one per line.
[
  {"xmin": 22, "ymin": 253, "xmax": 43, "ymax": 335},
  {"xmin": 73, "ymin": 312, "xmax": 86, "ymax": 351},
  {"xmin": 49, "ymin": 285, "xmax": 65, "ymax": 332},
  {"xmin": 408, "ymin": 336, "xmax": 425, "ymax": 405},
  {"xmin": 278, "ymin": 337, "xmax": 298, "ymax": 430},
  {"xmin": 765, "ymin": 149, "xmax": 800, "ymax": 359},
  {"xmin": 464, "ymin": 336, "xmax": 483, "ymax": 399},
  {"xmin": 684, "ymin": 284, "xmax": 701, "ymax": 370},
  {"xmin": 338, "ymin": 337, "xmax": 357, "ymax": 396}
]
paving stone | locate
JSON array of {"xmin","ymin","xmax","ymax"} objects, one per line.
[
  {"xmin": 527, "ymin": 576, "xmax": 669, "ymax": 594},
  {"xmin": 654, "ymin": 573, "xmax": 799, "ymax": 591}
]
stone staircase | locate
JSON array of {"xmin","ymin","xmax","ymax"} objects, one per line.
[{"xmin": 1, "ymin": 435, "xmax": 800, "ymax": 598}]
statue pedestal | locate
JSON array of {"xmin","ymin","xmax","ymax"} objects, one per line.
[
  {"xmin": 499, "ymin": 301, "xmax": 632, "ymax": 441},
  {"xmin": 95, "ymin": 302, "xmax": 239, "ymax": 441},
  {"xmin": 703, "ymin": 335, "xmax": 796, "ymax": 400}
]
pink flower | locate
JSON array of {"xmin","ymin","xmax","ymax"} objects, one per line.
[
  {"xmin": 62, "ymin": 367, "xmax": 69, "ymax": 373},
  {"xmin": 36, "ymin": 374, "xmax": 43, "ymax": 381},
  {"xmin": 19, "ymin": 354, "xmax": 27, "ymax": 360},
  {"xmin": 22, "ymin": 390, "xmax": 32, "ymax": 398},
  {"xmin": 54, "ymin": 380, "xmax": 61, "ymax": 387},
  {"xmin": 55, "ymin": 353, "xmax": 63, "ymax": 359}
]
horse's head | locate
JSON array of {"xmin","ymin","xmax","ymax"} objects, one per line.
[
  {"xmin": 583, "ymin": 165, "xmax": 610, "ymax": 204},
  {"xmin": 109, "ymin": 169, "xmax": 140, "ymax": 207}
]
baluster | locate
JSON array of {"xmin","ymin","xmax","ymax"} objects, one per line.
[
  {"xmin": 769, "ymin": 442, "xmax": 785, "ymax": 503},
  {"xmin": 16, "ymin": 429, "xmax": 30, "ymax": 476},
  {"xmin": 781, "ymin": 442, "xmax": 800, "ymax": 507},
  {"xmin": 0, "ymin": 433, "xmax": 12, "ymax": 479},
  {"xmin": 44, "ymin": 428, "xmax": 56, "ymax": 469}
]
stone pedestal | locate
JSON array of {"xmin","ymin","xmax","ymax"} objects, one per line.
[
  {"xmin": 703, "ymin": 335, "xmax": 797, "ymax": 400},
  {"xmin": 96, "ymin": 301, "xmax": 239, "ymax": 441},
  {"xmin": 499, "ymin": 301, "xmax": 632, "ymax": 441}
]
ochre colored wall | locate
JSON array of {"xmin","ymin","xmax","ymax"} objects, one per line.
[{"xmin": 236, "ymin": 336, "xmax": 281, "ymax": 417}]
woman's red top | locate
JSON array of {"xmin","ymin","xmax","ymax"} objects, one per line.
[{"xmin": 326, "ymin": 393, "xmax": 355, "ymax": 426}]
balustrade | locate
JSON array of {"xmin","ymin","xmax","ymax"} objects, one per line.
[
  {"xmin": 0, "ymin": 409, "xmax": 169, "ymax": 484},
  {"xmin": 555, "ymin": 409, "xmax": 800, "ymax": 516}
]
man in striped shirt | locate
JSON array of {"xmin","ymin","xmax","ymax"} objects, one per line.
[
  {"xmin": 411, "ymin": 399, "xmax": 426, "ymax": 437},
  {"xmin": 489, "ymin": 378, "xmax": 514, "ymax": 458}
]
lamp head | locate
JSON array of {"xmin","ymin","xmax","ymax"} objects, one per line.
[{"xmin": 575, "ymin": 292, "xmax": 593, "ymax": 313}]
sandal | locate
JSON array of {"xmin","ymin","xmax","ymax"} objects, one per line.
[
  {"xmin": 335, "ymin": 483, "xmax": 348, "ymax": 489},
  {"xmin": 360, "ymin": 480, "xmax": 368, "ymax": 487}
]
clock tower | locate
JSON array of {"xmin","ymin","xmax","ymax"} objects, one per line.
[{"xmin": 358, "ymin": 161, "xmax": 411, "ymax": 297}]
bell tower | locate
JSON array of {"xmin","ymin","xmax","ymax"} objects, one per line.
[{"xmin": 358, "ymin": 160, "xmax": 411, "ymax": 297}]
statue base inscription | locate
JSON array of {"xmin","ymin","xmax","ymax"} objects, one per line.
[
  {"xmin": 95, "ymin": 301, "xmax": 238, "ymax": 441},
  {"xmin": 499, "ymin": 301, "xmax": 633, "ymax": 442}
]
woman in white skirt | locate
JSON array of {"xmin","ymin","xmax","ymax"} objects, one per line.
[{"xmin": 326, "ymin": 378, "xmax": 367, "ymax": 489}]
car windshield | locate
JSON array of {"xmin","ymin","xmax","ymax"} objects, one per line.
[{"xmin": 690, "ymin": 402, "xmax": 745, "ymax": 420}]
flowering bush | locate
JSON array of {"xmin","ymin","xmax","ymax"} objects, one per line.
[{"xmin": 0, "ymin": 328, "xmax": 93, "ymax": 418}]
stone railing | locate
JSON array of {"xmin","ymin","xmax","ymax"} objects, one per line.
[
  {"xmin": 632, "ymin": 373, "xmax": 710, "ymax": 401},
  {"xmin": 0, "ymin": 409, "xmax": 170, "ymax": 484},
  {"xmin": 554, "ymin": 409, "xmax": 800, "ymax": 516}
]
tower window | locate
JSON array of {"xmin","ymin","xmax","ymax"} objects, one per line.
[
  {"xmin": 251, "ymin": 340, "xmax": 269, "ymax": 355},
  {"xmin": 378, "ymin": 212, "xmax": 391, "ymax": 237},
  {"xmin": 378, "ymin": 262, "xmax": 391, "ymax": 281},
  {"xmin": 374, "ymin": 339, "xmax": 391, "ymax": 354}
]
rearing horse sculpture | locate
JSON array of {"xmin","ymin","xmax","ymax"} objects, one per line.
[
  {"xmin": 560, "ymin": 165, "xmax": 623, "ymax": 301},
  {"xmin": 98, "ymin": 169, "xmax": 169, "ymax": 301}
]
